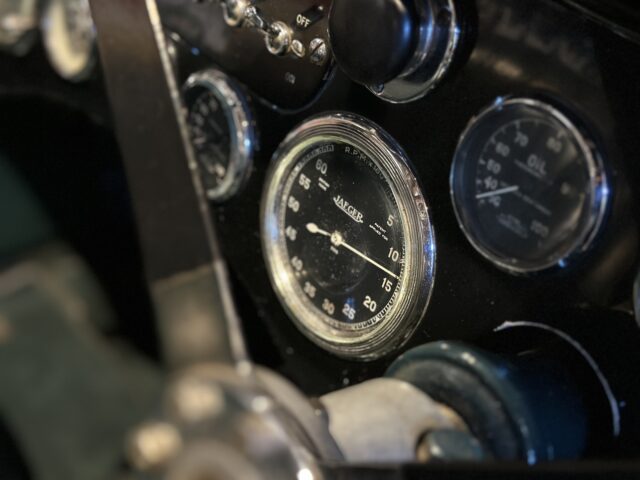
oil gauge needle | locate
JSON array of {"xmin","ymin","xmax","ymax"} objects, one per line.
[
  {"xmin": 475, "ymin": 185, "xmax": 520, "ymax": 200},
  {"xmin": 306, "ymin": 223, "xmax": 400, "ymax": 280}
]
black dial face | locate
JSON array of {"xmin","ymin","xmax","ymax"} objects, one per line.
[
  {"xmin": 277, "ymin": 140, "xmax": 405, "ymax": 329},
  {"xmin": 186, "ymin": 86, "xmax": 233, "ymax": 194},
  {"xmin": 452, "ymin": 99, "xmax": 607, "ymax": 272}
]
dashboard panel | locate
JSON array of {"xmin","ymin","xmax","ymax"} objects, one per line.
[
  {"xmin": 2, "ymin": 0, "xmax": 640, "ymax": 472},
  {"xmin": 147, "ymin": 0, "xmax": 640, "ymax": 458},
  {"xmin": 163, "ymin": 0, "xmax": 640, "ymax": 382}
]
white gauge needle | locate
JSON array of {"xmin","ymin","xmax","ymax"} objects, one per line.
[
  {"xmin": 475, "ymin": 185, "xmax": 520, "ymax": 200},
  {"xmin": 306, "ymin": 223, "xmax": 400, "ymax": 280},
  {"xmin": 306, "ymin": 223, "xmax": 331, "ymax": 237}
]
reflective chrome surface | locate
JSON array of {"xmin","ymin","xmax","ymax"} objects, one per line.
[
  {"xmin": 41, "ymin": 0, "xmax": 95, "ymax": 81},
  {"xmin": 372, "ymin": 0, "xmax": 461, "ymax": 104},
  {"xmin": 0, "ymin": 0, "xmax": 38, "ymax": 55}
]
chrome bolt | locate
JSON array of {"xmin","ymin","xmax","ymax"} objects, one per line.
[{"xmin": 309, "ymin": 38, "xmax": 328, "ymax": 66}]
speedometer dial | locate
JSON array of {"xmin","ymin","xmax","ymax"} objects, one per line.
[
  {"xmin": 451, "ymin": 97, "xmax": 609, "ymax": 274},
  {"xmin": 262, "ymin": 113, "xmax": 435, "ymax": 360}
]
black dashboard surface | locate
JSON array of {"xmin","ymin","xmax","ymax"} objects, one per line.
[
  {"xmin": 185, "ymin": 0, "xmax": 640, "ymax": 393},
  {"xmin": 2, "ymin": 0, "xmax": 640, "ymax": 466}
]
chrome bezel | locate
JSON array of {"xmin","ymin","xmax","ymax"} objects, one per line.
[
  {"xmin": 371, "ymin": 0, "xmax": 460, "ymax": 104},
  {"xmin": 261, "ymin": 113, "xmax": 436, "ymax": 360},
  {"xmin": 450, "ymin": 97, "xmax": 610, "ymax": 275},
  {"xmin": 0, "ymin": 0, "xmax": 38, "ymax": 55},
  {"xmin": 183, "ymin": 69, "xmax": 255, "ymax": 203},
  {"xmin": 40, "ymin": 0, "xmax": 96, "ymax": 82}
]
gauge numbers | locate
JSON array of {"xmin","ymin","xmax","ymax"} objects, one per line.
[
  {"xmin": 184, "ymin": 70, "xmax": 254, "ymax": 202},
  {"xmin": 451, "ymin": 98, "xmax": 609, "ymax": 274},
  {"xmin": 262, "ymin": 114, "xmax": 435, "ymax": 359},
  {"xmin": 282, "ymin": 142, "xmax": 404, "ymax": 328}
]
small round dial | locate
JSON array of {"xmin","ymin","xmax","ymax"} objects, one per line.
[
  {"xmin": 41, "ymin": 0, "xmax": 95, "ymax": 81},
  {"xmin": 451, "ymin": 97, "xmax": 609, "ymax": 273},
  {"xmin": 262, "ymin": 113, "xmax": 435, "ymax": 359},
  {"xmin": 184, "ymin": 70, "xmax": 254, "ymax": 202}
]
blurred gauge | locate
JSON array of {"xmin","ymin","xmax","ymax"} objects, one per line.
[
  {"xmin": 41, "ymin": 0, "xmax": 95, "ymax": 81},
  {"xmin": 183, "ymin": 70, "xmax": 255, "ymax": 202},
  {"xmin": 0, "ymin": 0, "xmax": 38, "ymax": 55},
  {"xmin": 262, "ymin": 113, "xmax": 435, "ymax": 359},
  {"xmin": 450, "ymin": 97, "xmax": 609, "ymax": 274}
]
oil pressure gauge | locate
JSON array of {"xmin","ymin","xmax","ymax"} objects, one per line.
[
  {"xmin": 451, "ymin": 97, "xmax": 609, "ymax": 274},
  {"xmin": 262, "ymin": 113, "xmax": 435, "ymax": 360},
  {"xmin": 184, "ymin": 70, "xmax": 255, "ymax": 202}
]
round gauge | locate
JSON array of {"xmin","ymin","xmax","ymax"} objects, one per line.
[
  {"xmin": 450, "ymin": 97, "xmax": 609, "ymax": 274},
  {"xmin": 262, "ymin": 113, "xmax": 435, "ymax": 359},
  {"xmin": 41, "ymin": 0, "xmax": 95, "ymax": 81},
  {"xmin": 0, "ymin": 0, "xmax": 38, "ymax": 55},
  {"xmin": 184, "ymin": 70, "xmax": 255, "ymax": 202}
]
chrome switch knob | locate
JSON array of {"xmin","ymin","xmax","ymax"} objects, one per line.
[{"xmin": 244, "ymin": 6, "xmax": 292, "ymax": 56}]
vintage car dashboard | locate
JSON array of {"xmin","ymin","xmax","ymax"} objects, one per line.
[
  {"xmin": 157, "ymin": 0, "xmax": 640, "ymax": 457},
  {"xmin": 1, "ymin": 0, "xmax": 640, "ymax": 474}
]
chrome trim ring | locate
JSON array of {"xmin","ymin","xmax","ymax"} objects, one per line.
[
  {"xmin": 0, "ymin": 0, "xmax": 38, "ymax": 55},
  {"xmin": 40, "ymin": 0, "xmax": 96, "ymax": 82},
  {"xmin": 372, "ymin": 0, "xmax": 460, "ymax": 104},
  {"xmin": 261, "ymin": 112, "xmax": 436, "ymax": 360}
]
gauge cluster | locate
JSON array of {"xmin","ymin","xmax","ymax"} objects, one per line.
[
  {"xmin": 164, "ymin": 0, "xmax": 640, "ymax": 380},
  {"xmin": 165, "ymin": 0, "xmax": 640, "ymax": 398},
  {"xmin": 3, "ymin": 0, "xmax": 639, "ymax": 437}
]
